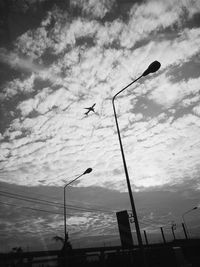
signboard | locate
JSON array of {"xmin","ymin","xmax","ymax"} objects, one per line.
[{"xmin": 116, "ymin": 210, "xmax": 133, "ymax": 248}]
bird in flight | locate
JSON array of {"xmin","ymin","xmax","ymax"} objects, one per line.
[{"xmin": 84, "ymin": 103, "xmax": 96, "ymax": 116}]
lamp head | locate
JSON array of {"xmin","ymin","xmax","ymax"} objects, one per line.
[
  {"xmin": 142, "ymin": 61, "xmax": 161, "ymax": 76},
  {"xmin": 83, "ymin": 168, "xmax": 93, "ymax": 175}
]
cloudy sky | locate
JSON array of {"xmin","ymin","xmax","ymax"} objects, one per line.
[{"xmin": 0, "ymin": 0, "xmax": 200, "ymax": 251}]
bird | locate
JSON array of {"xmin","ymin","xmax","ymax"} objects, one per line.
[{"xmin": 84, "ymin": 103, "xmax": 96, "ymax": 116}]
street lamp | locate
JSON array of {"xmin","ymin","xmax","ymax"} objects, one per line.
[
  {"xmin": 182, "ymin": 206, "xmax": 198, "ymax": 238},
  {"xmin": 112, "ymin": 61, "xmax": 161, "ymax": 249},
  {"xmin": 63, "ymin": 168, "xmax": 92, "ymax": 244}
]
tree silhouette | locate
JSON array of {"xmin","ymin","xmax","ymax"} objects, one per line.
[
  {"xmin": 12, "ymin": 247, "xmax": 23, "ymax": 253},
  {"xmin": 52, "ymin": 233, "xmax": 72, "ymax": 251},
  {"xmin": 52, "ymin": 235, "xmax": 65, "ymax": 244}
]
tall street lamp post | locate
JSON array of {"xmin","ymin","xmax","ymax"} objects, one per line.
[
  {"xmin": 63, "ymin": 168, "xmax": 93, "ymax": 244},
  {"xmin": 182, "ymin": 206, "xmax": 198, "ymax": 238},
  {"xmin": 112, "ymin": 61, "xmax": 161, "ymax": 250}
]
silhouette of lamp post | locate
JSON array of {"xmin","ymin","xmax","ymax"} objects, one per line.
[
  {"xmin": 112, "ymin": 61, "xmax": 161, "ymax": 249},
  {"xmin": 63, "ymin": 168, "xmax": 92, "ymax": 244},
  {"xmin": 182, "ymin": 206, "xmax": 198, "ymax": 238}
]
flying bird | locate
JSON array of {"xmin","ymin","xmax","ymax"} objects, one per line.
[{"xmin": 84, "ymin": 103, "xmax": 96, "ymax": 116}]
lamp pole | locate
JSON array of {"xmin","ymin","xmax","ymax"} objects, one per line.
[
  {"xmin": 182, "ymin": 206, "xmax": 198, "ymax": 238},
  {"xmin": 112, "ymin": 61, "xmax": 161, "ymax": 250},
  {"xmin": 63, "ymin": 168, "xmax": 92, "ymax": 243}
]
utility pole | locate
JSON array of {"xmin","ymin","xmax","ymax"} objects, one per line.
[
  {"xmin": 171, "ymin": 223, "xmax": 176, "ymax": 241},
  {"xmin": 182, "ymin": 223, "xmax": 188, "ymax": 240},
  {"xmin": 160, "ymin": 227, "xmax": 166, "ymax": 244},
  {"xmin": 144, "ymin": 230, "xmax": 149, "ymax": 246}
]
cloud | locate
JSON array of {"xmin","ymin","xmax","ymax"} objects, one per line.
[
  {"xmin": 119, "ymin": 0, "xmax": 200, "ymax": 49},
  {"xmin": 193, "ymin": 105, "xmax": 200, "ymax": 116},
  {"xmin": 0, "ymin": 75, "xmax": 36, "ymax": 100},
  {"xmin": 148, "ymin": 75, "xmax": 200, "ymax": 108},
  {"xmin": 0, "ymin": 48, "xmax": 42, "ymax": 72},
  {"xmin": 71, "ymin": 0, "xmax": 116, "ymax": 19}
]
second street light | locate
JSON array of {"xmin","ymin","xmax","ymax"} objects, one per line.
[
  {"xmin": 112, "ymin": 61, "xmax": 161, "ymax": 250},
  {"xmin": 63, "ymin": 168, "xmax": 92, "ymax": 246}
]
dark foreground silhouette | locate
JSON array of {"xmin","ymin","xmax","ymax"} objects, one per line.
[{"xmin": 1, "ymin": 239, "xmax": 200, "ymax": 266}]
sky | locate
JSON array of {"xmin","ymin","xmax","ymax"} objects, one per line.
[{"xmin": 0, "ymin": 0, "xmax": 200, "ymax": 252}]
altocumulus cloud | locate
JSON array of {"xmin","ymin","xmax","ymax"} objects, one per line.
[{"xmin": 0, "ymin": 0, "xmax": 200, "ymax": 193}]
